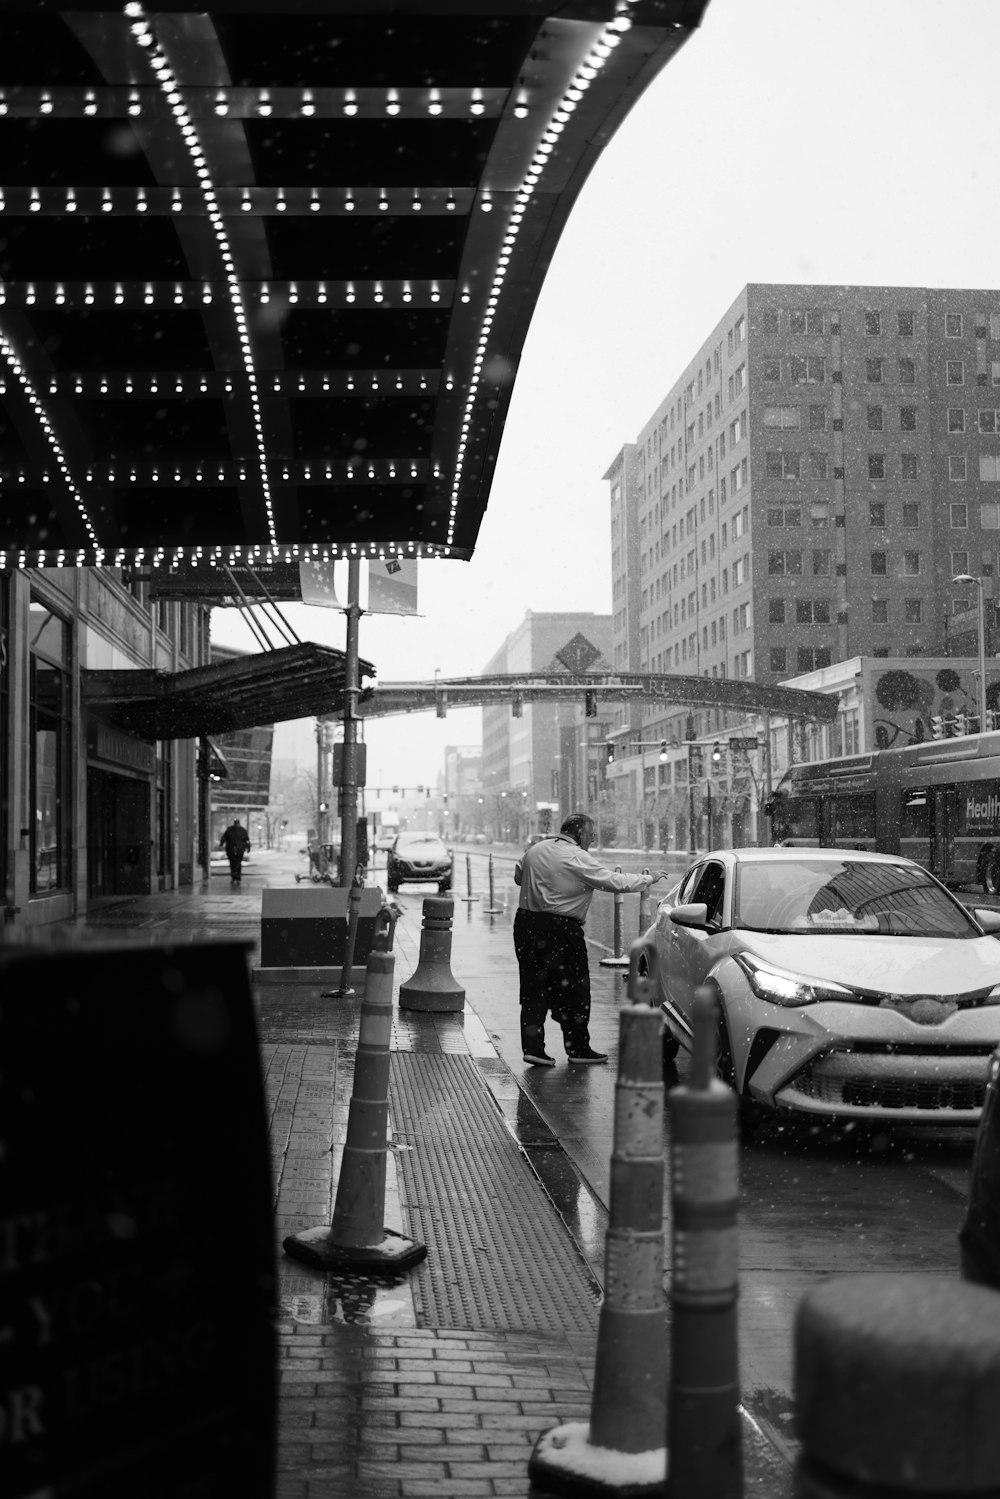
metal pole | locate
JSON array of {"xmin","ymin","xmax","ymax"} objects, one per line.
[
  {"xmin": 688, "ymin": 745, "xmax": 696, "ymax": 855},
  {"xmin": 762, "ymin": 711, "xmax": 773, "ymax": 847},
  {"xmin": 977, "ymin": 579, "xmax": 988, "ymax": 732},
  {"xmin": 315, "ymin": 720, "xmax": 326, "ymax": 877},
  {"xmin": 339, "ymin": 558, "xmax": 362, "ymax": 888}
]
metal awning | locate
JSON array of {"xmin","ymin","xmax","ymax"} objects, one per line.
[
  {"xmin": 0, "ymin": 1, "xmax": 708, "ymax": 569},
  {"xmin": 83, "ymin": 640, "xmax": 374, "ymax": 739}
]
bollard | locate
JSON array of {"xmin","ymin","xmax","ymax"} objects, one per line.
[
  {"xmin": 529, "ymin": 940, "xmax": 668, "ymax": 1498},
  {"xmin": 482, "ymin": 852, "xmax": 502, "ymax": 914},
  {"xmin": 794, "ymin": 1273, "xmax": 1000, "ymax": 1496},
  {"xmin": 283, "ymin": 950, "xmax": 427, "ymax": 1273},
  {"xmin": 638, "ymin": 871, "xmax": 654, "ymax": 938},
  {"xmin": 600, "ymin": 868, "xmax": 630, "ymax": 968},
  {"xmin": 667, "ymin": 982, "xmax": 742, "ymax": 1499},
  {"xmin": 398, "ymin": 896, "xmax": 466, "ymax": 1012},
  {"xmin": 461, "ymin": 851, "xmax": 478, "ymax": 902}
]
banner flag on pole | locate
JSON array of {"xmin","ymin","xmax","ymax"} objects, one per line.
[
  {"xmin": 298, "ymin": 561, "xmax": 342, "ymax": 609},
  {"xmin": 367, "ymin": 558, "xmax": 418, "ymax": 615}
]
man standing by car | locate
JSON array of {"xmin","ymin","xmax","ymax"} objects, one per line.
[
  {"xmin": 220, "ymin": 817, "xmax": 250, "ymax": 885},
  {"xmin": 513, "ymin": 813, "xmax": 660, "ymax": 1066}
]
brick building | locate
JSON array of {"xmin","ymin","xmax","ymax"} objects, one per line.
[{"xmin": 605, "ymin": 283, "xmax": 1000, "ymax": 754}]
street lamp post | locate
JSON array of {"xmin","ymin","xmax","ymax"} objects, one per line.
[{"xmin": 954, "ymin": 573, "xmax": 988, "ymax": 731}]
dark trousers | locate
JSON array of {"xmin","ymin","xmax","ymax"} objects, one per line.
[
  {"xmin": 226, "ymin": 851, "xmax": 244, "ymax": 881},
  {"xmin": 513, "ymin": 909, "xmax": 592, "ymax": 1058}
]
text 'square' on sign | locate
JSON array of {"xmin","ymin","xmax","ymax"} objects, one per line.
[{"xmin": 0, "ymin": 942, "xmax": 276, "ymax": 1499}]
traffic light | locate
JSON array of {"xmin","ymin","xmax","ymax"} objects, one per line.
[
  {"xmin": 585, "ymin": 691, "xmax": 597, "ymax": 718},
  {"xmin": 606, "ymin": 741, "xmax": 615, "ymax": 764},
  {"xmin": 955, "ymin": 712, "xmax": 968, "ymax": 737},
  {"xmin": 931, "ymin": 715, "xmax": 944, "ymax": 739},
  {"xmin": 659, "ymin": 741, "xmax": 668, "ymax": 762},
  {"xmin": 319, "ymin": 800, "xmax": 329, "ymax": 812},
  {"xmin": 392, "ymin": 784, "xmax": 399, "ymax": 793},
  {"xmin": 712, "ymin": 741, "xmax": 722, "ymax": 764}
]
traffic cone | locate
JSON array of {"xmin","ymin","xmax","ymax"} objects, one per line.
[
  {"xmin": 529, "ymin": 942, "xmax": 668, "ymax": 1497},
  {"xmin": 398, "ymin": 896, "xmax": 465, "ymax": 1012},
  {"xmin": 667, "ymin": 982, "xmax": 742, "ymax": 1499},
  {"xmin": 283, "ymin": 949, "xmax": 427, "ymax": 1273}
]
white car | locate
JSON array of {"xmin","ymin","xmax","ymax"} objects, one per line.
[{"xmin": 642, "ymin": 847, "xmax": 1000, "ymax": 1124}]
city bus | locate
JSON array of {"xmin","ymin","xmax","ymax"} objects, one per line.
[{"xmin": 768, "ymin": 730, "xmax": 1000, "ymax": 892}]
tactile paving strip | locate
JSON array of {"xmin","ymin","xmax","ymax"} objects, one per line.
[{"xmin": 389, "ymin": 1053, "xmax": 601, "ymax": 1334}]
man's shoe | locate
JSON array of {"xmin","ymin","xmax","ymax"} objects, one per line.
[
  {"xmin": 568, "ymin": 1049, "xmax": 609, "ymax": 1065},
  {"xmin": 523, "ymin": 1051, "xmax": 556, "ymax": 1067}
]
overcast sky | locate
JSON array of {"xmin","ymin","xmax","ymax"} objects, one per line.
[{"xmin": 212, "ymin": 0, "xmax": 996, "ymax": 791}]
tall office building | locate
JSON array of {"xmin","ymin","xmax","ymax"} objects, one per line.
[{"xmin": 606, "ymin": 284, "xmax": 1000, "ymax": 745}]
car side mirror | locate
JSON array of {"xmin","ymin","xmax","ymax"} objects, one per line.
[
  {"xmin": 669, "ymin": 901, "xmax": 710, "ymax": 930},
  {"xmin": 973, "ymin": 908, "xmax": 1000, "ymax": 936}
]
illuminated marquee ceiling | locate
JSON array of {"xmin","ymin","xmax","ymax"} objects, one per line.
[{"xmin": 0, "ymin": 0, "xmax": 708, "ymax": 573}]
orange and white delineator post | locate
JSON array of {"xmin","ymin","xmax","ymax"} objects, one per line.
[
  {"xmin": 529, "ymin": 941, "xmax": 668, "ymax": 1497},
  {"xmin": 283, "ymin": 949, "xmax": 427, "ymax": 1273},
  {"xmin": 667, "ymin": 982, "xmax": 742, "ymax": 1499}
]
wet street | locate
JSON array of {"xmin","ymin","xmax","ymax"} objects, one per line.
[{"xmin": 423, "ymin": 848, "xmax": 978, "ymax": 1469}]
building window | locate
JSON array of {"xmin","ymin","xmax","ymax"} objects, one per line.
[
  {"xmin": 867, "ymin": 405, "xmax": 884, "ymax": 431},
  {"xmin": 812, "ymin": 549, "xmax": 832, "ymax": 576},
  {"xmin": 866, "ymin": 358, "xmax": 883, "ymax": 383},
  {"xmin": 901, "ymin": 453, "xmax": 919, "ymax": 481},
  {"xmin": 763, "ymin": 310, "xmax": 780, "ymax": 338},
  {"xmin": 872, "ymin": 599, "xmax": 888, "ymax": 623},
  {"xmin": 869, "ymin": 501, "xmax": 886, "ymax": 527},
  {"xmin": 763, "ymin": 405, "xmax": 800, "ymax": 428},
  {"xmin": 796, "ymin": 599, "xmax": 831, "ymax": 624},
  {"xmin": 981, "ymin": 455, "xmax": 1000, "ymax": 482},
  {"xmin": 871, "ymin": 551, "xmax": 887, "ymax": 575},
  {"xmin": 735, "ymin": 314, "xmax": 746, "ymax": 343},
  {"xmin": 763, "ymin": 358, "xmax": 781, "ymax": 382},
  {"xmin": 948, "ymin": 408, "xmax": 966, "ymax": 433},
  {"xmin": 903, "ymin": 551, "xmax": 921, "ymax": 575},
  {"xmin": 797, "ymin": 646, "xmax": 833, "ymax": 672},
  {"xmin": 900, "ymin": 406, "xmax": 917, "ymax": 431},
  {"xmin": 768, "ymin": 550, "xmax": 802, "ymax": 575},
  {"xmin": 950, "ymin": 455, "xmax": 968, "ymax": 481},
  {"xmin": 898, "ymin": 358, "xmax": 915, "ymax": 385},
  {"xmin": 769, "ymin": 599, "xmax": 786, "ymax": 623},
  {"xmin": 765, "ymin": 450, "xmax": 801, "ymax": 479},
  {"xmin": 951, "ymin": 503, "xmax": 968, "ymax": 528},
  {"xmin": 809, "ymin": 404, "xmax": 827, "ymax": 432},
  {"xmin": 734, "ymin": 363, "xmax": 746, "ymax": 393},
  {"xmin": 904, "ymin": 599, "xmax": 922, "ymax": 625},
  {"xmin": 767, "ymin": 505, "xmax": 802, "ymax": 527},
  {"xmin": 868, "ymin": 454, "xmax": 885, "ymax": 480},
  {"xmin": 947, "ymin": 360, "xmax": 965, "ymax": 385},
  {"xmin": 29, "ymin": 599, "xmax": 72, "ymax": 895},
  {"xmin": 810, "ymin": 452, "xmax": 829, "ymax": 478},
  {"xmin": 993, "ymin": 362, "xmax": 1000, "ymax": 386},
  {"xmin": 898, "ymin": 310, "xmax": 915, "ymax": 336},
  {"xmin": 770, "ymin": 647, "xmax": 787, "ymax": 673},
  {"xmin": 791, "ymin": 356, "xmax": 825, "ymax": 384},
  {"xmin": 865, "ymin": 310, "xmax": 882, "ymax": 335},
  {"xmin": 946, "ymin": 312, "xmax": 963, "ymax": 338},
  {"xmin": 952, "ymin": 550, "xmax": 970, "ymax": 575},
  {"xmin": 979, "ymin": 410, "xmax": 1000, "ymax": 433},
  {"xmin": 982, "ymin": 502, "xmax": 1000, "ymax": 530},
  {"xmin": 902, "ymin": 502, "xmax": 920, "ymax": 527},
  {"xmin": 790, "ymin": 309, "xmax": 823, "ymax": 335}
]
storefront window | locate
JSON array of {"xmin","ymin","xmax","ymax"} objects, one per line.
[{"xmin": 29, "ymin": 600, "xmax": 72, "ymax": 894}]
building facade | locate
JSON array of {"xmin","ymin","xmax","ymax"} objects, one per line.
[
  {"xmin": 1, "ymin": 567, "xmax": 211, "ymax": 931},
  {"xmin": 603, "ymin": 284, "xmax": 1000, "ymax": 846},
  {"xmin": 480, "ymin": 611, "xmax": 613, "ymax": 842}
]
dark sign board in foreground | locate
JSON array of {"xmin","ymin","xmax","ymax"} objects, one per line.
[{"xmin": 0, "ymin": 942, "xmax": 276, "ymax": 1499}]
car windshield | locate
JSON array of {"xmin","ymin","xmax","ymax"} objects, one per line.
[
  {"xmin": 734, "ymin": 859, "xmax": 978, "ymax": 939},
  {"xmin": 396, "ymin": 836, "xmax": 445, "ymax": 852}
]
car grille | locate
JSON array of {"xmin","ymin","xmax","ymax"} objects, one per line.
[
  {"xmin": 792, "ymin": 1045, "xmax": 994, "ymax": 1113},
  {"xmin": 796, "ymin": 1073, "xmax": 986, "ymax": 1112}
]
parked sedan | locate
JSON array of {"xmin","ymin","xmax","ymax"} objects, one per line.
[
  {"xmin": 641, "ymin": 847, "xmax": 1000, "ymax": 1124},
  {"xmin": 386, "ymin": 833, "xmax": 453, "ymax": 894}
]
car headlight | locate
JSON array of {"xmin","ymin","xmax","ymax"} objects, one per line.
[{"xmin": 733, "ymin": 951, "xmax": 857, "ymax": 1008}]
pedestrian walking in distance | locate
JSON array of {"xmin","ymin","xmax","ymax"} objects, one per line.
[
  {"xmin": 220, "ymin": 818, "xmax": 250, "ymax": 886},
  {"xmin": 513, "ymin": 813, "xmax": 661, "ymax": 1066}
]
